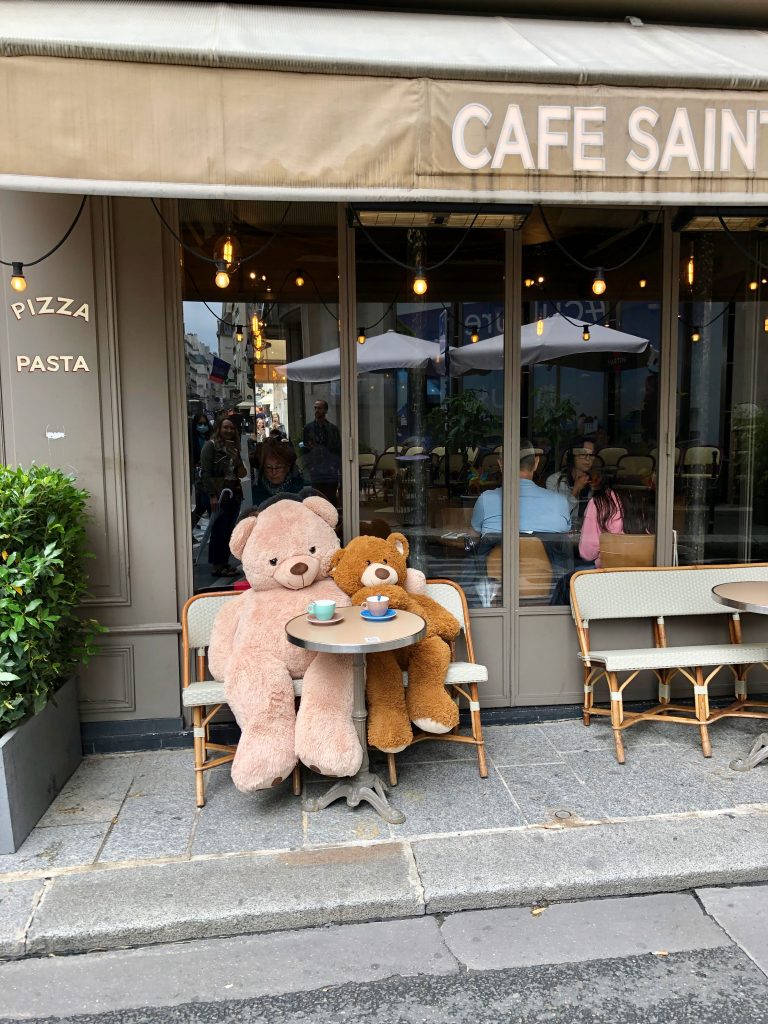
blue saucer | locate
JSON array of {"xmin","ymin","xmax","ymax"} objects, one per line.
[{"xmin": 360, "ymin": 608, "xmax": 397, "ymax": 622}]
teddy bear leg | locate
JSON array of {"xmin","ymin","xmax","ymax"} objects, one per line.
[
  {"xmin": 405, "ymin": 636, "xmax": 460, "ymax": 735},
  {"xmin": 295, "ymin": 653, "xmax": 363, "ymax": 778},
  {"xmin": 366, "ymin": 651, "xmax": 413, "ymax": 754},
  {"xmin": 225, "ymin": 654, "xmax": 297, "ymax": 792}
]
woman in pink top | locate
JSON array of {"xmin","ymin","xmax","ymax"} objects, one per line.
[{"xmin": 579, "ymin": 480, "xmax": 654, "ymax": 567}]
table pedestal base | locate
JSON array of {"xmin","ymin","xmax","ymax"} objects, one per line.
[
  {"xmin": 730, "ymin": 732, "xmax": 768, "ymax": 772},
  {"xmin": 302, "ymin": 769, "xmax": 406, "ymax": 824}
]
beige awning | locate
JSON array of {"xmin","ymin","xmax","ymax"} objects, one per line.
[{"xmin": 3, "ymin": 2, "xmax": 768, "ymax": 204}]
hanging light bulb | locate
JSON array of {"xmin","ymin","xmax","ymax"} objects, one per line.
[
  {"xmin": 214, "ymin": 261, "xmax": 230, "ymax": 289},
  {"xmin": 764, "ymin": 317, "xmax": 768, "ymax": 332},
  {"xmin": 749, "ymin": 280, "xmax": 759, "ymax": 291},
  {"xmin": 255, "ymin": 348, "xmax": 263, "ymax": 361},
  {"xmin": 536, "ymin": 319, "xmax": 544, "ymax": 336},
  {"xmin": 686, "ymin": 247, "xmax": 695, "ymax": 287},
  {"xmin": 524, "ymin": 277, "xmax": 535, "ymax": 288},
  {"xmin": 470, "ymin": 329, "xmax": 480, "ymax": 344},
  {"xmin": 213, "ymin": 233, "xmax": 240, "ymax": 271},
  {"xmin": 536, "ymin": 275, "xmax": 545, "ymax": 284},
  {"xmin": 582, "ymin": 325, "xmax": 591, "ymax": 342},
  {"xmin": 412, "ymin": 265, "xmax": 428, "ymax": 296},
  {"xmin": 357, "ymin": 328, "xmax": 366, "ymax": 345},
  {"xmin": 234, "ymin": 324, "xmax": 244, "ymax": 343},
  {"xmin": 691, "ymin": 327, "xmax": 701, "ymax": 343},
  {"xmin": 10, "ymin": 262, "xmax": 26, "ymax": 292},
  {"xmin": 295, "ymin": 269, "xmax": 305, "ymax": 287},
  {"xmin": 591, "ymin": 269, "xmax": 606, "ymax": 296},
  {"xmin": 249, "ymin": 271, "xmax": 257, "ymax": 280},
  {"xmin": 639, "ymin": 278, "xmax": 647, "ymax": 289}
]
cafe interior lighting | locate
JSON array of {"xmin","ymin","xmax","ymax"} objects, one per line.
[
  {"xmin": 357, "ymin": 328, "xmax": 366, "ymax": 345},
  {"xmin": 213, "ymin": 232, "xmax": 240, "ymax": 270},
  {"xmin": 470, "ymin": 329, "xmax": 480, "ymax": 344},
  {"xmin": 582, "ymin": 325, "xmax": 591, "ymax": 341},
  {"xmin": 412, "ymin": 266, "xmax": 428, "ymax": 296},
  {"xmin": 536, "ymin": 319, "xmax": 544, "ymax": 336},
  {"xmin": 214, "ymin": 261, "xmax": 230, "ymax": 289},
  {"xmin": 295, "ymin": 269, "xmax": 305, "ymax": 287},
  {"xmin": 591, "ymin": 269, "xmax": 606, "ymax": 296},
  {"xmin": 749, "ymin": 280, "xmax": 759, "ymax": 291},
  {"xmin": 691, "ymin": 326, "xmax": 701, "ymax": 342},
  {"xmin": 524, "ymin": 277, "xmax": 535, "ymax": 287},
  {"xmin": 249, "ymin": 271, "xmax": 257, "ymax": 280},
  {"xmin": 764, "ymin": 317, "xmax": 768, "ymax": 332},
  {"xmin": 10, "ymin": 262, "xmax": 26, "ymax": 292},
  {"xmin": 536, "ymin": 275, "xmax": 545, "ymax": 284},
  {"xmin": 639, "ymin": 278, "xmax": 647, "ymax": 288},
  {"xmin": 686, "ymin": 248, "xmax": 695, "ymax": 287}
]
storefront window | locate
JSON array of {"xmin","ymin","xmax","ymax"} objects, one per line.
[
  {"xmin": 519, "ymin": 209, "xmax": 661, "ymax": 605},
  {"xmin": 355, "ymin": 223, "xmax": 505, "ymax": 608},
  {"xmin": 675, "ymin": 226, "xmax": 768, "ymax": 565},
  {"xmin": 180, "ymin": 201, "xmax": 340, "ymax": 592}
]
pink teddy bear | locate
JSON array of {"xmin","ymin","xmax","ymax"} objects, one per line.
[{"xmin": 208, "ymin": 492, "xmax": 362, "ymax": 793}]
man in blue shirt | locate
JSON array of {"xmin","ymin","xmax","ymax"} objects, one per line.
[{"xmin": 470, "ymin": 442, "xmax": 571, "ymax": 546}]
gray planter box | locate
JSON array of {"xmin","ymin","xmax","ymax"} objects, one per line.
[{"xmin": 0, "ymin": 676, "xmax": 82, "ymax": 854}]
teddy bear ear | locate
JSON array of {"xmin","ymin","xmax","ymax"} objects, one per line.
[
  {"xmin": 387, "ymin": 532, "xmax": 410, "ymax": 559},
  {"xmin": 229, "ymin": 515, "xmax": 259, "ymax": 559},
  {"xmin": 302, "ymin": 495, "xmax": 339, "ymax": 528}
]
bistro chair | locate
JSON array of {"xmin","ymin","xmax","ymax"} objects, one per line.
[
  {"xmin": 181, "ymin": 592, "xmax": 302, "ymax": 808},
  {"xmin": 358, "ymin": 452, "xmax": 377, "ymax": 497},
  {"xmin": 598, "ymin": 533, "xmax": 656, "ymax": 569},
  {"xmin": 385, "ymin": 580, "xmax": 489, "ymax": 785},
  {"xmin": 616, "ymin": 453, "xmax": 655, "ymax": 483},
  {"xmin": 595, "ymin": 446, "xmax": 627, "ymax": 469},
  {"xmin": 518, "ymin": 537, "xmax": 554, "ymax": 602}
]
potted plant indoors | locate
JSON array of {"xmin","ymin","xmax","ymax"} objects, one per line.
[{"xmin": 0, "ymin": 465, "xmax": 102, "ymax": 853}]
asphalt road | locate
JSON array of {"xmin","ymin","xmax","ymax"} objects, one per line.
[{"xmin": 2, "ymin": 887, "xmax": 767, "ymax": 1024}]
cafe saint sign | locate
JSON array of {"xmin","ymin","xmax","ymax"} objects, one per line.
[{"xmin": 10, "ymin": 295, "xmax": 91, "ymax": 373}]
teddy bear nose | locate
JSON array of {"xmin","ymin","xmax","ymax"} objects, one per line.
[
  {"xmin": 290, "ymin": 562, "xmax": 309, "ymax": 576},
  {"xmin": 374, "ymin": 567, "xmax": 390, "ymax": 580}
]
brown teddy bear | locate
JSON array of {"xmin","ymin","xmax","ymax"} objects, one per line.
[{"xmin": 329, "ymin": 533, "xmax": 460, "ymax": 753}]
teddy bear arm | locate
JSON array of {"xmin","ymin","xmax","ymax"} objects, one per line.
[
  {"xmin": 413, "ymin": 596, "xmax": 461, "ymax": 641},
  {"xmin": 207, "ymin": 600, "xmax": 244, "ymax": 680}
]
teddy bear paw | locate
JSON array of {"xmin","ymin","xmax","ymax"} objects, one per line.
[{"xmin": 411, "ymin": 716, "xmax": 455, "ymax": 735}]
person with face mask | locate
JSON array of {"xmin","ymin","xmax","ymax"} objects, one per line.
[{"xmin": 190, "ymin": 413, "xmax": 212, "ymax": 530}]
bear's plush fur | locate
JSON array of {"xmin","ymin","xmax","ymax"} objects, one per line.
[
  {"xmin": 208, "ymin": 492, "xmax": 362, "ymax": 792},
  {"xmin": 329, "ymin": 533, "xmax": 460, "ymax": 753}
]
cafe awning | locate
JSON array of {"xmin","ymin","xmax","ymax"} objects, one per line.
[{"xmin": 3, "ymin": 2, "xmax": 768, "ymax": 203}]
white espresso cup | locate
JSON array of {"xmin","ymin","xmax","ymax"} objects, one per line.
[{"xmin": 362, "ymin": 595, "xmax": 390, "ymax": 616}]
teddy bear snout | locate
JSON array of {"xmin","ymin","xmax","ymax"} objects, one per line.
[{"xmin": 360, "ymin": 563, "xmax": 398, "ymax": 588}]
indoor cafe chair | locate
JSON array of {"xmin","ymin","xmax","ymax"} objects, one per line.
[
  {"xmin": 385, "ymin": 579, "xmax": 489, "ymax": 785},
  {"xmin": 181, "ymin": 591, "xmax": 302, "ymax": 808}
]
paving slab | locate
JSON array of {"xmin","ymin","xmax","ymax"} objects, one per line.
[
  {"xmin": 26, "ymin": 841, "xmax": 424, "ymax": 955},
  {"xmin": 439, "ymin": 893, "xmax": 730, "ymax": 970},
  {"xmin": 192, "ymin": 780, "xmax": 305, "ymax": 855},
  {"xmin": 0, "ymin": 823, "xmax": 109, "ymax": 876},
  {"xmin": 697, "ymin": 884, "xmax": 768, "ymax": 977},
  {"xmin": 0, "ymin": 881, "xmax": 45, "ymax": 959},
  {"xmin": 0, "ymin": 916, "xmax": 456, "ymax": 1019},
  {"xmin": 413, "ymin": 809, "xmax": 768, "ymax": 914},
  {"xmin": 36, "ymin": 754, "xmax": 136, "ymax": 828},
  {"xmin": 496, "ymin": 762, "xmax": 608, "ymax": 825},
  {"xmin": 482, "ymin": 724, "xmax": 566, "ymax": 766},
  {"xmin": 97, "ymin": 796, "xmax": 195, "ymax": 863}
]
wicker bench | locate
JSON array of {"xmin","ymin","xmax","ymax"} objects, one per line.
[{"xmin": 570, "ymin": 564, "xmax": 768, "ymax": 763}]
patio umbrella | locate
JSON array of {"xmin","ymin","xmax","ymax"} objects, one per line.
[
  {"xmin": 278, "ymin": 330, "xmax": 442, "ymax": 382},
  {"xmin": 450, "ymin": 320, "xmax": 650, "ymax": 374}
]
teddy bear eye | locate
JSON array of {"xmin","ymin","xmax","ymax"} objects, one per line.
[
  {"xmin": 366, "ymin": 560, "xmax": 371, "ymax": 566},
  {"xmin": 269, "ymin": 557, "xmax": 278, "ymax": 566},
  {"xmin": 309, "ymin": 546, "xmax": 316, "ymax": 554},
  {"xmin": 383, "ymin": 559, "xmax": 388, "ymax": 565}
]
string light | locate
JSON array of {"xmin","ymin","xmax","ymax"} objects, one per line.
[
  {"xmin": 213, "ymin": 233, "xmax": 240, "ymax": 271},
  {"xmin": 412, "ymin": 265, "xmax": 428, "ymax": 296},
  {"xmin": 749, "ymin": 280, "xmax": 759, "ymax": 291},
  {"xmin": 639, "ymin": 278, "xmax": 647, "ymax": 289},
  {"xmin": 214, "ymin": 261, "xmax": 230, "ymax": 289},
  {"xmin": 470, "ymin": 329, "xmax": 480, "ymax": 344},
  {"xmin": 686, "ymin": 247, "xmax": 695, "ymax": 287},
  {"xmin": 591, "ymin": 269, "xmax": 606, "ymax": 296},
  {"xmin": 234, "ymin": 324, "xmax": 244, "ymax": 343},
  {"xmin": 536, "ymin": 275, "xmax": 545, "ymax": 284},
  {"xmin": 249, "ymin": 271, "xmax": 257, "ymax": 280},
  {"xmin": 691, "ymin": 327, "xmax": 701, "ymax": 343},
  {"xmin": 764, "ymin": 317, "xmax": 768, "ymax": 332},
  {"xmin": 536, "ymin": 319, "xmax": 544, "ymax": 336},
  {"xmin": 10, "ymin": 262, "xmax": 26, "ymax": 292},
  {"xmin": 295, "ymin": 269, "xmax": 305, "ymax": 287},
  {"xmin": 582, "ymin": 325, "xmax": 591, "ymax": 342},
  {"xmin": 357, "ymin": 328, "xmax": 366, "ymax": 345},
  {"xmin": 524, "ymin": 277, "xmax": 535, "ymax": 288}
]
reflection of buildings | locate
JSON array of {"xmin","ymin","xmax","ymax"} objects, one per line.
[
  {"xmin": 184, "ymin": 331, "xmax": 224, "ymax": 410},
  {"xmin": 220, "ymin": 302, "xmax": 254, "ymax": 407}
]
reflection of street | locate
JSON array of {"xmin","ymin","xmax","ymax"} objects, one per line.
[{"xmin": 191, "ymin": 495, "xmax": 244, "ymax": 593}]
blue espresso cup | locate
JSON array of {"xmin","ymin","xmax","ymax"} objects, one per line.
[{"xmin": 307, "ymin": 599, "xmax": 336, "ymax": 621}]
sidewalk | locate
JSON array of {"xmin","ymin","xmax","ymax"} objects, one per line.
[{"xmin": 1, "ymin": 716, "xmax": 767, "ymax": 959}]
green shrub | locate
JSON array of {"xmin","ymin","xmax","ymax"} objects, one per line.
[{"xmin": 0, "ymin": 465, "xmax": 102, "ymax": 736}]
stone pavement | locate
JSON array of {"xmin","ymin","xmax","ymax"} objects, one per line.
[{"xmin": 1, "ymin": 717, "xmax": 767, "ymax": 959}]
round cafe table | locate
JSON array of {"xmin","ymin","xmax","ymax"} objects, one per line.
[
  {"xmin": 285, "ymin": 605, "xmax": 426, "ymax": 823},
  {"xmin": 712, "ymin": 581, "xmax": 768, "ymax": 773}
]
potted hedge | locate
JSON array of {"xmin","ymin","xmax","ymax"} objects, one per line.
[{"xmin": 0, "ymin": 465, "xmax": 102, "ymax": 853}]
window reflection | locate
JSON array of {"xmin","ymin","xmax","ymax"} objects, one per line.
[
  {"xmin": 355, "ymin": 226, "xmax": 505, "ymax": 608},
  {"xmin": 519, "ymin": 209, "xmax": 661, "ymax": 604}
]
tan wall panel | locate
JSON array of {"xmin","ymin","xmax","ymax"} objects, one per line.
[{"xmin": 467, "ymin": 612, "xmax": 508, "ymax": 707}]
